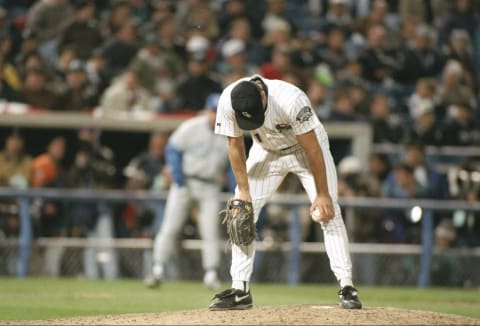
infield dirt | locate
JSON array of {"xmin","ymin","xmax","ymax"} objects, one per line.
[{"xmin": 3, "ymin": 305, "xmax": 480, "ymax": 325}]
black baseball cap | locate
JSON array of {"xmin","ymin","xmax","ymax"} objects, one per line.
[{"xmin": 231, "ymin": 80, "xmax": 265, "ymax": 130}]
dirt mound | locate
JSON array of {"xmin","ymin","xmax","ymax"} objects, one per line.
[{"xmin": 3, "ymin": 305, "xmax": 479, "ymax": 325}]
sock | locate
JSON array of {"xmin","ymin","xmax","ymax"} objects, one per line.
[
  {"xmin": 152, "ymin": 263, "xmax": 164, "ymax": 279},
  {"xmin": 232, "ymin": 280, "xmax": 249, "ymax": 292},
  {"xmin": 340, "ymin": 278, "xmax": 353, "ymax": 288}
]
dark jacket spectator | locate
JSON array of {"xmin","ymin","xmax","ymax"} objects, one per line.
[
  {"xmin": 438, "ymin": 0, "xmax": 480, "ymax": 46},
  {"xmin": 358, "ymin": 25, "xmax": 401, "ymax": 84},
  {"xmin": 54, "ymin": 60, "xmax": 99, "ymax": 111},
  {"xmin": 173, "ymin": 55, "xmax": 222, "ymax": 112},
  {"xmin": 395, "ymin": 25, "xmax": 444, "ymax": 84},
  {"xmin": 442, "ymin": 102, "xmax": 480, "ymax": 146},
  {"xmin": 405, "ymin": 98, "xmax": 442, "ymax": 146},
  {"xmin": 369, "ymin": 92, "xmax": 404, "ymax": 143},
  {"xmin": 57, "ymin": 1, "xmax": 103, "ymax": 60},
  {"xmin": 21, "ymin": 67, "xmax": 59, "ymax": 110},
  {"xmin": 99, "ymin": 21, "xmax": 139, "ymax": 80}
]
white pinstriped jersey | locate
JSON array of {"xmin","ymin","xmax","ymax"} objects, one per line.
[
  {"xmin": 169, "ymin": 115, "xmax": 228, "ymax": 181},
  {"xmin": 215, "ymin": 77, "xmax": 328, "ymax": 151}
]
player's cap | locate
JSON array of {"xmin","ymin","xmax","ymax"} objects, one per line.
[
  {"xmin": 205, "ymin": 93, "xmax": 220, "ymax": 112},
  {"xmin": 231, "ymin": 81, "xmax": 264, "ymax": 130}
]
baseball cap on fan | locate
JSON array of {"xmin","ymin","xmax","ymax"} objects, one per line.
[{"xmin": 230, "ymin": 81, "xmax": 265, "ymax": 130}]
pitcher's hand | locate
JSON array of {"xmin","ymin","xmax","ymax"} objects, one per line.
[{"xmin": 310, "ymin": 195, "xmax": 334, "ymax": 223}]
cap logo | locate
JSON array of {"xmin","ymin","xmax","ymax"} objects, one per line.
[{"xmin": 241, "ymin": 111, "xmax": 253, "ymax": 119}]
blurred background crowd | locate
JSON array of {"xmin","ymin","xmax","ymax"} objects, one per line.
[{"xmin": 0, "ymin": 0, "xmax": 479, "ymax": 283}]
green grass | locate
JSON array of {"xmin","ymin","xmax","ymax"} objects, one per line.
[{"xmin": 0, "ymin": 278, "xmax": 479, "ymax": 321}]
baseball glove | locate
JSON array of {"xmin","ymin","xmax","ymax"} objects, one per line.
[{"xmin": 220, "ymin": 199, "xmax": 256, "ymax": 246}]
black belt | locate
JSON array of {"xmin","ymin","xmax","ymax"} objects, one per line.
[{"xmin": 185, "ymin": 175, "xmax": 217, "ymax": 184}]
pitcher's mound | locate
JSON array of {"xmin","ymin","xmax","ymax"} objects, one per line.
[{"xmin": 5, "ymin": 305, "xmax": 479, "ymax": 325}]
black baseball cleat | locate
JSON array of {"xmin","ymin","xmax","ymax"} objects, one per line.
[
  {"xmin": 209, "ymin": 288, "xmax": 253, "ymax": 310},
  {"xmin": 338, "ymin": 286, "xmax": 362, "ymax": 309}
]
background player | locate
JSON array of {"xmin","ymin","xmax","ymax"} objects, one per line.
[
  {"xmin": 210, "ymin": 76, "xmax": 362, "ymax": 310},
  {"xmin": 146, "ymin": 93, "xmax": 230, "ymax": 290}
]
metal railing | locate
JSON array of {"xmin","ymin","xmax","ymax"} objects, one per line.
[{"xmin": 1, "ymin": 187, "xmax": 479, "ymax": 287}]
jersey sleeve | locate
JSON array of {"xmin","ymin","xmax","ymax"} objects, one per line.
[
  {"xmin": 289, "ymin": 92, "xmax": 320, "ymax": 135},
  {"xmin": 214, "ymin": 91, "xmax": 243, "ymax": 137}
]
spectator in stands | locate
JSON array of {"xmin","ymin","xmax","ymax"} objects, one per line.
[
  {"xmin": 52, "ymin": 45, "xmax": 78, "ymax": 91},
  {"xmin": 17, "ymin": 51, "xmax": 46, "ymax": 77},
  {"xmin": 381, "ymin": 162, "xmax": 429, "ymax": 244},
  {"xmin": 26, "ymin": 0, "xmax": 73, "ymax": 64},
  {"xmin": 85, "ymin": 49, "xmax": 109, "ymax": 98},
  {"xmin": 259, "ymin": 45, "xmax": 293, "ymax": 80},
  {"xmin": 403, "ymin": 142, "xmax": 449, "ymax": 199},
  {"xmin": 262, "ymin": 0, "xmax": 296, "ymax": 37},
  {"xmin": 100, "ymin": 69, "xmax": 153, "ymax": 115},
  {"xmin": 0, "ymin": 59, "xmax": 22, "ymax": 102},
  {"xmin": 347, "ymin": 80, "xmax": 371, "ymax": 118},
  {"xmin": 21, "ymin": 67, "xmax": 59, "ymax": 110},
  {"xmin": 448, "ymin": 159, "xmax": 480, "ymax": 247},
  {"xmin": 306, "ymin": 77, "xmax": 331, "ymax": 119},
  {"xmin": 130, "ymin": 33, "xmax": 185, "ymax": 112},
  {"xmin": 217, "ymin": 0, "xmax": 263, "ymax": 41},
  {"xmin": 0, "ymin": 132, "xmax": 32, "ymax": 188},
  {"xmin": 442, "ymin": 102, "xmax": 480, "ymax": 146},
  {"xmin": 99, "ymin": 20, "xmax": 139, "ymax": 80},
  {"xmin": 13, "ymin": 30, "xmax": 39, "ymax": 69},
  {"xmin": 101, "ymin": 1, "xmax": 132, "ymax": 38},
  {"xmin": 358, "ymin": 24, "xmax": 401, "ymax": 85},
  {"xmin": 173, "ymin": 53, "xmax": 222, "ymax": 112},
  {"xmin": 430, "ymin": 218, "xmax": 463, "ymax": 286},
  {"xmin": 0, "ymin": 132, "xmax": 32, "ymax": 239},
  {"xmin": 216, "ymin": 38, "xmax": 257, "ymax": 77},
  {"xmin": 260, "ymin": 19, "xmax": 292, "ymax": 61},
  {"xmin": 355, "ymin": 0, "xmax": 400, "ymax": 48},
  {"xmin": 154, "ymin": 16, "xmax": 187, "ymax": 62},
  {"xmin": 57, "ymin": 0, "xmax": 103, "ymax": 61},
  {"xmin": 395, "ymin": 24, "xmax": 444, "ymax": 84},
  {"xmin": 141, "ymin": 0, "xmax": 176, "ymax": 36},
  {"xmin": 226, "ymin": 17, "xmax": 266, "ymax": 67},
  {"xmin": 54, "ymin": 60, "xmax": 98, "ymax": 111},
  {"xmin": 176, "ymin": 0, "xmax": 219, "ymax": 41},
  {"xmin": 323, "ymin": 0, "xmax": 353, "ymax": 34},
  {"xmin": 366, "ymin": 153, "xmax": 391, "ymax": 197},
  {"xmin": 328, "ymin": 89, "xmax": 363, "ymax": 122},
  {"xmin": 442, "ymin": 29, "xmax": 476, "ymax": 90},
  {"xmin": 369, "ymin": 92, "xmax": 404, "ymax": 143},
  {"xmin": 438, "ymin": 0, "xmax": 480, "ymax": 46},
  {"xmin": 318, "ymin": 26, "xmax": 349, "ymax": 74},
  {"xmin": 383, "ymin": 162, "xmax": 429, "ymax": 199},
  {"xmin": 67, "ymin": 136, "xmax": 118, "ymax": 279},
  {"xmin": 408, "ymin": 78, "xmax": 438, "ymax": 120},
  {"xmin": 122, "ymin": 132, "xmax": 169, "ymax": 238},
  {"xmin": 437, "ymin": 60, "xmax": 476, "ymax": 113},
  {"xmin": 327, "ymin": 89, "xmax": 364, "ymax": 163},
  {"xmin": 30, "ymin": 136, "xmax": 66, "ymax": 239},
  {"xmin": 405, "ymin": 98, "xmax": 442, "ymax": 145}
]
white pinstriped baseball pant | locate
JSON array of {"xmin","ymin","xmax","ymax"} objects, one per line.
[{"xmin": 231, "ymin": 134, "xmax": 353, "ymax": 285}]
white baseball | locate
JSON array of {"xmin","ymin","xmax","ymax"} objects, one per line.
[{"xmin": 311, "ymin": 208, "xmax": 321, "ymax": 222}]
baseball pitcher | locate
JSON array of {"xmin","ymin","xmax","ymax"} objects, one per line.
[{"xmin": 209, "ymin": 76, "xmax": 362, "ymax": 310}]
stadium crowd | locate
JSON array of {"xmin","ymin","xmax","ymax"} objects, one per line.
[{"xmin": 0, "ymin": 0, "xmax": 479, "ymax": 281}]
